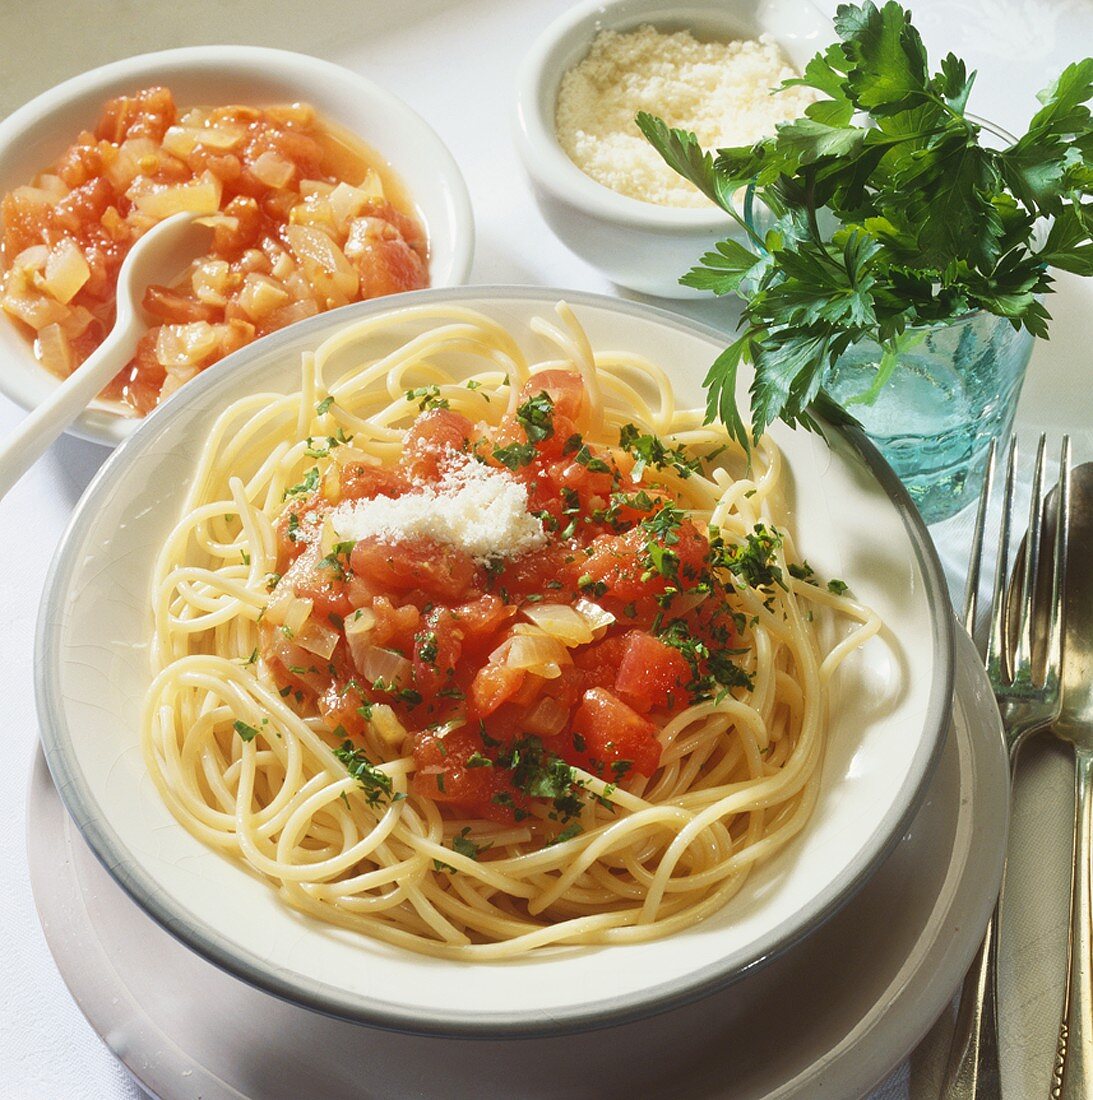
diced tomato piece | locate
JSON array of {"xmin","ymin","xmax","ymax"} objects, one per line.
[
  {"xmin": 105, "ymin": 331, "xmax": 164, "ymax": 415},
  {"xmin": 349, "ymin": 535, "xmax": 480, "ymax": 602},
  {"xmin": 369, "ymin": 596, "xmax": 421, "ymax": 652},
  {"xmin": 1, "ymin": 190, "xmax": 53, "ymax": 257},
  {"xmin": 469, "ymin": 661, "xmax": 526, "ymax": 717},
  {"xmin": 412, "ymin": 609, "xmax": 463, "ymax": 698},
  {"xmin": 338, "ymin": 461, "xmax": 410, "ymax": 502},
  {"xmin": 581, "ymin": 517, "xmax": 710, "ymax": 601},
  {"xmin": 521, "ymin": 369, "xmax": 586, "ymax": 424},
  {"xmin": 359, "ymin": 199, "xmax": 426, "ymax": 254},
  {"xmin": 352, "ymin": 231, "xmax": 427, "ymax": 300},
  {"xmin": 614, "ymin": 630, "xmax": 690, "ymax": 713},
  {"xmin": 411, "ymin": 726, "xmax": 520, "ymax": 823},
  {"xmin": 400, "ymin": 408, "xmax": 473, "ymax": 481},
  {"xmin": 570, "ymin": 688, "xmax": 661, "ymax": 778},
  {"xmin": 95, "ymin": 87, "xmax": 176, "ymax": 144},
  {"xmin": 212, "ymin": 196, "xmax": 264, "ymax": 258},
  {"xmin": 573, "ymin": 634, "xmax": 632, "ymax": 693},
  {"xmin": 293, "ymin": 570, "xmax": 352, "ymax": 623}
]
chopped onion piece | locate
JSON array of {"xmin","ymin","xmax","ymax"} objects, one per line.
[
  {"xmin": 524, "ymin": 695, "xmax": 568, "ymax": 737},
  {"xmin": 12, "ymin": 245, "xmax": 49, "ymax": 273},
  {"xmin": 574, "ymin": 598, "xmax": 615, "ymax": 638},
  {"xmin": 498, "ymin": 632, "xmax": 570, "ymax": 679},
  {"xmin": 522, "ymin": 604, "xmax": 594, "ymax": 647},
  {"xmin": 369, "ymin": 704, "xmax": 407, "ymax": 748},
  {"xmin": 2, "ymin": 291, "xmax": 69, "ymax": 331},
  {"xmin": 284, "ymin": 225, "xmax": 358, "ymax": 306},
  {"xmin": 297, "ymin": 618, "xmax": 340, "ymax": 660},
  {"xmin": 155, "ymin": 321, "xmax": 219, "ymax": 368},
  {"xmin": 162, "ymin": 124, "xmax": 244, "ymax": 158},
  {"xmin": 236, "ymin": 273, "xmax": 289, "ymax": 320},
  {"xmin": 356, "ymin": 645, "xmax": 411, "ymax": 686},
  {"xmin": 283, "ymin": 596, "xmax": 314, "ymax": 637},
  {"xmin": 133, "ymin": 171, "xmax": 222, "ymax": 218},
  {"xmin": 251, "ymin": 151, "xmax": 295, "ymax": 189},
  {"xmin": 37, "ymin": 323, "xmax": 74, "ymax": 377},
  {"xmin": 191, "ymin": 259, "xmax": 232, "ymax": 306},
  {"xmin": 42, "ymin": 240, "xmax": 90, "ymax": 304},
  {"xmin": 344, "ymin": 607, "xmax": 377, "ymax": 670}
]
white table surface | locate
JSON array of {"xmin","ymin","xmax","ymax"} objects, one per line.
[{"xmin": 1, "ymin": 2, "xmax": 1091, "ymax": 1097}]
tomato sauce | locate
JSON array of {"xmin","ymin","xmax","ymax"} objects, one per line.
[
  {"xmin": 0, "ymin": 86, "xmax": 428, "ymax": 415},
  {"xmin": 261, "ymin": 371, "xmax": 748, "ymax": 825}
]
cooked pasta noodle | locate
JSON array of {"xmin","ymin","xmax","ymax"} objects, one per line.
[{"xmin": 143, "ymin": 302, "xmax": 880, "ymax": 958}]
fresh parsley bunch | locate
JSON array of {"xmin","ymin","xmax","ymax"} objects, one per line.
[{"xmin": 637, "ymin": 1, "xmax": 1093, "ymax": 449}]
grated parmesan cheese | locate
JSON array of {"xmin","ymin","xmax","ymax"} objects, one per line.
[
  {"xmin": 330, "ymin": 452, "xmax": 548, "ymax": 564},
  {"xmin": 555, "ymin": 26, "xmax": 816, "ymax": 208}
]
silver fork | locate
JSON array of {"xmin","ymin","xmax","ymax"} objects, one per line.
[{"xmin": 940, "ymin": 433, "xmax": 1070, "ymax": 1099}]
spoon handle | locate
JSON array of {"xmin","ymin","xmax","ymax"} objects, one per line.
[
  {"xmin": 1054, "ymin": 746, "xmax": 1093, "ymax": 1098},
  {"xmin": 0, "ymin": 329, "xmax": 135, "ymax": 500}
]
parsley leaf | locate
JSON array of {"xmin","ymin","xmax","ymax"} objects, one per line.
[
  {"xmin": 333, "ymin": 740, "xmax": 401, "ymax": 806},
  {"xmin": 639, "ymin": 1, "xmax": 1093, "ymax": 448},
  {"xmin": 492, "ymin": 441, "xmax": 537, "ymax": 470},
  {"xmin": 516, "ymin": 391, "xmax": 555, "ymax": 442}
]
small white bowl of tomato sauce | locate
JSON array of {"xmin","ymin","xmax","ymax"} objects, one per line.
[{"xmin": 0, "ymin": 46, "xmax": 474, "ymax": 445}]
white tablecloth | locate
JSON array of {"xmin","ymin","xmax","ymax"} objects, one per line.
[{"xmin": 2, "ymin": 2, "xmax": 1091, "ymax": 1097}]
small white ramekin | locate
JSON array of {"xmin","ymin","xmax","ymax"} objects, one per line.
[
  {"xmin": 513, "ymin": 0, "xmax": 832, "ymax": 298},
  {"xmin": 0, "ymin": 46, "xmax": 475, "ymax": 446}
]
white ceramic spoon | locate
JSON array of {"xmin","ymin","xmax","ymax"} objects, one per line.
[{"xmin": 0, "ymin": 212, "xmax": 206, "ymax": 500}]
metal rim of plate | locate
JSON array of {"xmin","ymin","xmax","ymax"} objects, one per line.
[{"xmin": 34, "ymin": 286, "xmax": 955, "ymax": 1038}]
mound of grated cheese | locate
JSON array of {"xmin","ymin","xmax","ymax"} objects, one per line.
[
  {"xmin": 330, "ymin": 452, "xmax": 548, "ymax": 564},
  {"xmin": 555, "ymin": 26, "xmax": 816, "ymax": 208}
]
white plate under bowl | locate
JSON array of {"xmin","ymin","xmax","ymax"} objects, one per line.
[
  {"xmin": 29, "ymin": 629, "xmax": 1005, "ymax": 1099},
  {"xmin": 35, "ymin": 287, "xmax": 953, "ymax": 1037},
  {"xmin": 0, "ymin": 45, "xmax": 475, "ymax": 447}
]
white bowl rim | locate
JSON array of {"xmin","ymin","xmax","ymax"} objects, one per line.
[
  {"xmin": 35, "ymin": 284, "xmax": 954, "ymax": 1039},
  {"xmin": 513, "ymin": 0, "xmax": 832, "ymax": 232},
  {"xmin": 0, "ymin": 43, "xmax": 475, "ymax": 447}
]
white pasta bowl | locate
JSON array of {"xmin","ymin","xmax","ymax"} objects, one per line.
[
  {"xmin": 0, "ymin": 46, "xmax": 474, "ymax": 448},
  {"xmin": 37, "ymin": 287, "xmax": 953, "ymax": 1037},
  {"xmin": 513, "ymin": 0, "xmax": 832, "ymax": 297}
]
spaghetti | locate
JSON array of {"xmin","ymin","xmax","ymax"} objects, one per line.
[{"xmin": 144, "ymin": 302, "xmax": 880, "ymax": 959}]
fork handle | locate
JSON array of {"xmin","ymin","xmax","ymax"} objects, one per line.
[
  {"xmin": 939, "ymin": 904, "xmax": 1003, "ymax": 1098},
  {"xmin": 1054, "ymin": 747, "xmax": 1093, "ymax": 1099}
]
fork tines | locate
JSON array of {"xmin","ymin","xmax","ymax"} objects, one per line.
[{"xmin": 963, "ymin": 433, "xmax": 1071, "ymax": 688}]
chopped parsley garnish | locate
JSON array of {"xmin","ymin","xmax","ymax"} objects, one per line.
[
  {"xmin": 572, "ymin": 443, "xmax": 611, "ymax": 473},
  {"xmin": 333, "ymin": 740, "xmax": 402, "ymax": 806},
  {"xmin": 719, "ymin": 524, "xmax": 786, "ymax": 593},
  {"xmin": 452, "ymin": 826, "xmax": 491, "ymax": 860},
  {"xmin": 465, "ymin": 751, "xmax": 493, "ymax": 768},
  {"xmin": 284, "ymin": 466, "xmax": 320, "ymax": 500},
  {"xmin": 828, "ymin": 578, "xmax": 850, "ymax": 596},
  {"xmin": 405, "ymin": 385, "xmax": 449, "ymax": 411},
  {"xmin": 315, "ymin": 396, "xmax": 334, "ymax": 416},
  {"xmin": 372, "ymin": 676, "xmax": 423, "ymax": 708},
  {"xmin": 418, "ymin": 630, "xmax": 439, "ymax": 665},
  {"xmin": 547, "ymin": 822, "xmax": 584, "ymax": 847},
  {"xmin": 516, "ymin": 391, "xmax": 555, "ymax": 443},
  {"xmin": 788, "ymin": 561, "xmax": 815, "ymax": 581},
  {"xmin": 497, "ymin": 736, "xmax": 585, "ymax": 821},
  {"xmin": 317, "ymin": 540, "xmax": 355, "ymax": 580},
  {"xmin": 619, "ymin": 423, "xmax": 701, "ymax": 481},
  {"xmin": 233, "ymin": 719, "xmax": 259, "ymax": 742},
  {"xmin": 492, "ymin": 441, "xmax": 537, "ymax": 470}
]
